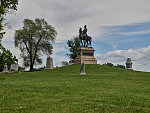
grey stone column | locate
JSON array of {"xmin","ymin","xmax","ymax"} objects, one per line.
[{"xmin": 46, "ymin": 56, "xmax": 53, "ymax": 69}]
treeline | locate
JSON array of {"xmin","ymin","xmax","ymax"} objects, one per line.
[{"xmin": 102, "ymin": 63, "xmax": 125, "ymax": 69}]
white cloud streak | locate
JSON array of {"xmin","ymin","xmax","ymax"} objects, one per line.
[
  {"xmin": 95, "ymin": 46, "xmax": 150, "ymax": 72},
  {"xmin": 117, "ymin": 30, "xmax": 150, "ymax": 36},
  {"xmin": 3, "ymin": 0, "xmax": 150, "ymax": 42}
]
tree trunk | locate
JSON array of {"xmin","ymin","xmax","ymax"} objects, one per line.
[
  {"xmin": 29, "ymin": 58, "xmax": 34, "ymax": 72},
  {"xmin": 29, "ymin": 64, "xmax": 34, "ymax": 72},
  {"xmin": 29, "ymin": 50, "xmax": 34, "ymax": 72}
]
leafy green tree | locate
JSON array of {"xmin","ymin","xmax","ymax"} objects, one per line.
[
  {"xmin": 0, "ymin": 0, "xmax": 18, "ymax": 71},
  {"xmin": 0, "ymin": 43, "xmax": 14, "ymax": 71},
  {"xmin": 67, "ymin": 37, "xmax": 80, "ymax": 61},
  {"xmin": 14, "ymin": 18, "xmax": 57, "ymax": 71},
  {"xmin": 0, "ymin": 0, "xmax": 18, "ymax": 39}
]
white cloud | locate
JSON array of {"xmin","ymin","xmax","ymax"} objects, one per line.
[
  {"xmin": 117, "ymin": 29, "xmax": 150, "ymax": 36},
  {"xmin": 95, "ymin": 46, "xmax": 150, "ymax": 72},
  {"xmin": 52, "ymin": 55, "xmax": 69, "ymax": 67},
  {"xmin": 3, "ymin": 0, "xmax": 150, "ymax": 42}
]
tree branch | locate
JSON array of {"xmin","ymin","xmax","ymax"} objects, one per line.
[
  {"xmin": 32, "ymin": 35, "xmax": 42, "ymax": 65},
  {"xmin": 24, "ymin": 40, "xmax": 30, "ymax": 53}
]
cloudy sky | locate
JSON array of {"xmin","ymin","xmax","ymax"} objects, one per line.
[{"xmin": 2, "ymin": 0, "xmax": 150, "ymax": 72}]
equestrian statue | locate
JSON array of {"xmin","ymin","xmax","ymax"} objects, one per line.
[{"xmin": 79, "ymin": 25, "xmax": 92, "ymax": 47}]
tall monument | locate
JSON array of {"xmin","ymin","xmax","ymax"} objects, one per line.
[
  {"xmin": 46, "ymin": 56, "xmax": 53, "ymax": 69},
  {"xmin": 74, "ymin": 25, "xmax": 97, "ymax": 64}
]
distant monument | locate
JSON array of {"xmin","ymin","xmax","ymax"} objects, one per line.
[
  {"xmin": 10, "ymin": 63, "xmax": 19, "ymax": 71},
  {"xmin": 126, "ymin": 58, "xmax": 132, "ymax": 69},
  {"xmin": 46, "ymin": 56, "xmax": 53, "ymax": 69},
  {"xmin": 3, "ymin": 63, "xmax": 8, "ymax": 73},
  {"xmin": 74, "ymin": 25, "xmax": 97, "ymax": 64}
]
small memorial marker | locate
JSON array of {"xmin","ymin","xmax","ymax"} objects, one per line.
[
  {"xmin": 80, "ymin": 62, "xmax": 86, "ymax": 75},
  {"xmin": 3, "ymin": 63, "xmax": 8, "ymax": 73}
]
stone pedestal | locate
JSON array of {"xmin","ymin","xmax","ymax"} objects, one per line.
[
  {"xmin": 46, "ymin": 56, "xmax": 53, "ymax": 69},
  {"xmin": 74, "ymin": 47, "xmax": 97, "ymax": 64}
]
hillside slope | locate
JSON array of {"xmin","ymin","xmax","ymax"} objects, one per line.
[{"xmin": 0, "ymin": 64, "xmax": 150, "ymax": 113}]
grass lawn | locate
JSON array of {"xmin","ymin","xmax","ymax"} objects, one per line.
[{"xmin": 0, "ymin": 64, "xmax": 150, "ymax": 113}]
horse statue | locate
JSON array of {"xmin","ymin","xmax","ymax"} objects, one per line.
[{"xmin": 79, "ymin": 25, "xmax": 92, "ymax": 47}]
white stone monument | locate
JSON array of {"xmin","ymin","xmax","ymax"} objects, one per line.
[{"xmin": 10, "ymin": 63, "xmax": 19, "ymax": 71}]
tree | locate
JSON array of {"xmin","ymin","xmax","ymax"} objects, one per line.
[
  {"xmin": 102, "ymin": 62, "xmax": 114, "ymax": 67},
  {"xmin": 0, "ymin": 0, "xmax": 18, "ymax": 71},
  {"xmin": 102, "ymin": 63, "xmax": 126, "ymax": 69},
  {"xmin": 0, "ymin": 43, "xmax": 14, "ymax": 71},
  {"xmin": 67, "ymin": 37, "xmax": 80, "ymax": 61},
  {"xmin": 0, "ymin": 0, "xmax": 18, "ymax": 39},
  {"xmin": 14, "ymin": 18, "xmax": 57, "ymax": 71}
]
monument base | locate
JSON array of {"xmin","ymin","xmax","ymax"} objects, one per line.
[
  {"xmin": 74, "ymin": 47, "xmax": 97, "ymax": 64},
  {"xmin": 80, "ymin": 73, "xmax": 86, "ymax": 75}
]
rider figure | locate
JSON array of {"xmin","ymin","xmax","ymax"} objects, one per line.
[
  {"xmin": 79, "ymin": 28, "xmax": 82, "ymax": 36},
  {"xmin": 82, "ymin": 25, "xmax": 87, "ymax": 37}
]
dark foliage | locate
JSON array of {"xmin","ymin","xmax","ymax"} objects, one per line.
[
  {"xmin": 116, "ymin": 64, "xmax": 125, "ymax": 69},
  {"xmin": 67, "ymin": 37, "xmax": 80, "ymax": 61},
  {"xmin": 102, "ymin": 62, "xmax": 114, "ymax": 67},
  {"xmin": 102, "ymin": 62, "xmax": 125, "ymax": 69},
  {"xmin": 0, "ymin": 44, "xmax": 14, "ymax": 71}
]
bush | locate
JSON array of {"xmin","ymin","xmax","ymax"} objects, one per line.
[
  {"xmin": 116, "ymin": 64, "xmax": 125, "ymax": 69},
  {"xmin": 61, "ymin": 61, "xmax": 69, "ymax": 66},
  {"xmin": 102, "ymin": 63, "xmax": 114, "ymax": 67}
]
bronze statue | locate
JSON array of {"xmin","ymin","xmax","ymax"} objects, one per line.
[
  {"xmin": 82, "ymin": 25, "xmax": 87, "ymax": 37},
  {"xmin": 79, "ymin": 25, "xmax": 92, "ymax": 47}
]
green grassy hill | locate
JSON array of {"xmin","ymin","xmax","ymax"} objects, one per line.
[{"xmin": 0, "ymin": 64, "xmax": 150, "ymax": 113}]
